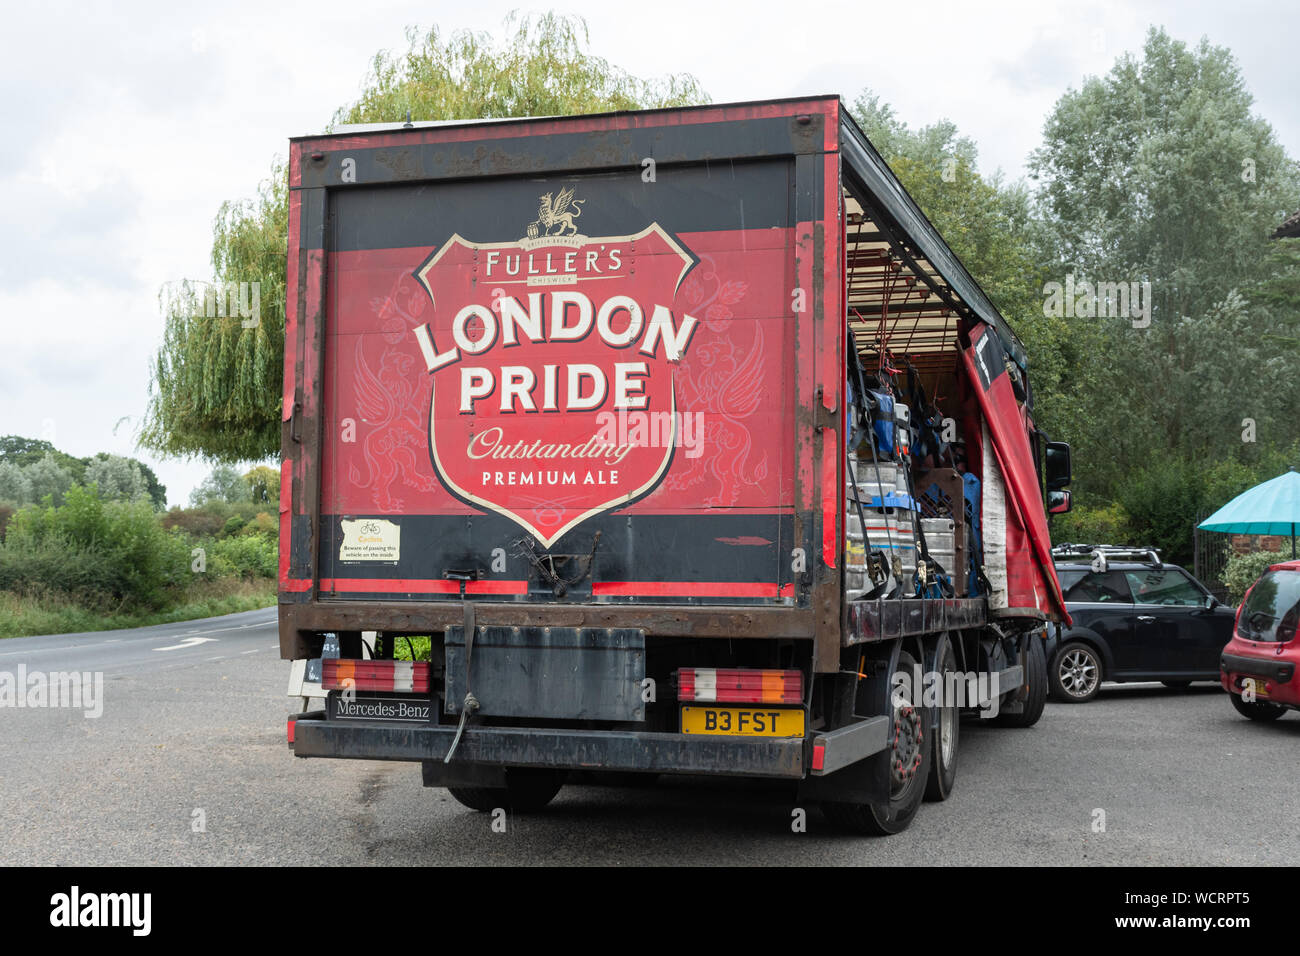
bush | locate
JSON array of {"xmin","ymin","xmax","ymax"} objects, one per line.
[
  {"xmin": 222, "ymin": 515, "xmax": 247, "ymax": 537},
  {"xmin": 240, "ymin": 511, "xmax": 277, "ymax": 537},
  {"xmin": 163, "ymin": 500, "xmax": 264, "ymax": 538},
  {"xmin": 1049, "ymin": 500, "xmax": 1134, "ymax": 548},
  {"xmin": 207, "ymin": 534, "xmax": 277, "ymax": 580},
  {"xmin": 1223, "ymin": 549, "xmax": 1289, "ymax": 604},
  {"xmin": 0, "ymin": 485, "xmax": 192, "ymax": 609}
]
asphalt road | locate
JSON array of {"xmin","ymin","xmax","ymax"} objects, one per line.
[{"xmin": 2, "ymin": 609, "xmax": 1297, "ymax": 865}]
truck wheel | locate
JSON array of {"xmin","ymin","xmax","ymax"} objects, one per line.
[
  {"xmin": 925, "ymin": 634, "xmax": 960, "ymax": 802},
  {"xmin": 1047, "ymin": 641, "xmax": 1101, "ymax": 703},
  {"xmin": 1229, "ymin": 692, "xmax": 1287, "ymax": 722},
  {"xmin": 447, "ymin": 769, "xmax": 566, "ymax": 813},
  {"xmin": 996, "ymin": 635, "xmax": 1048, "ymax": 727},
  {"xmin": 823, "ymin": 649, "xmax": 931, "ymax": 835}
]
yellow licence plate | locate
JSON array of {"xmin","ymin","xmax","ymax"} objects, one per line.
[
  {"xmin": 680, "ymin": 706, "xmax": 805, "ymax": 737},
  {"xmin": 1238, "ymin": 676, "xmax": 1271, "ymax": 697}
]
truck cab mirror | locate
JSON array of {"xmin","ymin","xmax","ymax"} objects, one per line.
[
  {"xmin": 1047, "ymin": 489, "xmax": 1072, "ymax": 515},
  {"xmin": 1045, "ymin": 441, "xmax": 1072, "ymax": 490}
]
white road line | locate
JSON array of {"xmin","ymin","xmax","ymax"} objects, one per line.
[
  {"xmin": 0, "ymin": 642, "xmax": 112, "ymax": 658},
  {"xmin": 153, "ymin": 637, "xmax": 217, "ymax": 652},
  {"xmin": 241, "ymin": 649, "xmax": 259, "ymax": 655},
  {"xmin": 206, "ymin": 656, "xmax": 227, "ymax": 662}
]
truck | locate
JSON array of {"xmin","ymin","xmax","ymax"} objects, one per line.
[{"xmin": 280, "ymin": 96, "xmax": 1074, "ymax": 835}]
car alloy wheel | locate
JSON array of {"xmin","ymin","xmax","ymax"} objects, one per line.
[{"xmin": 1056, "ymin": 645, "xmax": 1100, "ymax": 701}]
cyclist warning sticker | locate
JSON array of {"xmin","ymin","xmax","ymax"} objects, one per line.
[{"xmin": 339, "ymin": 518, "xmax": 401, "ymax": 563}]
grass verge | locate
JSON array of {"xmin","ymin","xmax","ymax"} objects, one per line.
[{"xmin": 0, "ymin": 578, "xmax": 276, "ymax": 639}]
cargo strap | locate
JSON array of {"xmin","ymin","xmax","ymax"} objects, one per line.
[
  {"xmin": 444, "ymin": 603, "xmax": 479, "ymax": 764},
  {"xmin": 848, "ymin": 332, "xmax": 900, "ymax": 595}
]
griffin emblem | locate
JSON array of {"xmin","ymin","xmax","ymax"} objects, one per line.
[{"xmin": 526, "ymin": 186, "xmax": 585, "ymax": 238}]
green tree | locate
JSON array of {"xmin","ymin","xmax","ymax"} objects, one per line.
[
  {"xmin": 25, "ymin": 453, "xmax": 74, "ymax": 507},
  {"xmin": 141, "ymin": 13, "xmax": 707, "ymax": 464},
  {"xmin": 0, "ymin": 438, "xmax": 166, "ymax": 508},
  {"xmin": 84, "ymin": 454, "xmax": 151, "ymax": 505},
  {"xmin": 1027, "ymin": 27, "xmax": 1300, "ymax": 500},
  {"xmin": 0, "ymin": 436, "xmax": 86, "ymax": 484},
  {"xmin": 190, "ymin": 464, "xmax": 252, "ymax": 507},
  {"xmin": 243, "ymin": 465, "xmax": 280, "ymax": 505},
  {"xmin": 0, "ymin": 461, "xmax": 32, "ymax": 505},
  {"xmin": 140, "ymin": 168, "xmax": 288, "ymax": 464}
]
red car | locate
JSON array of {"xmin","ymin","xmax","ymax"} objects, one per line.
[{"xmin": 1220, "ymin": 559, "xmax": 1300, "ymax": 720}]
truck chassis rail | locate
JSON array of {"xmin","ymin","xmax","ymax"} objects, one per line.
[{"xmin": 847, "ymin": 597, "xmax": 988, "ymax": 644}]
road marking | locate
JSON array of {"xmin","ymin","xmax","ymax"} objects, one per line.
[
  {"xmin": 153, "ymin": 637, "xmax": 218, "ymax": 652},
  {"xmin": 0, "ymin": 640, "xmax": 121, "ymax": 658},
  {"xmin": 206, "ymin": 656, "xmax": 227, "ymax": 662},
  {"xmin": 241, "ymin": 649, "xmax": 259, "ymax": 655}
]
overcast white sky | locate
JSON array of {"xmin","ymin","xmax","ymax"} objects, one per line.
[{"xmin": 1, "ymin": 0, "xmax": 1295, "ymax": 506}]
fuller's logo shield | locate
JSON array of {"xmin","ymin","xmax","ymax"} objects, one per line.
[{"xmin": 411, "ymin": 190, "xmax": 701, "ymax": 547}]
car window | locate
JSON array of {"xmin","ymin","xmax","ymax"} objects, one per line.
[
  {"xmin": 1124, "ymin": 569, "xmax": 1203, "ymax": 606},
  {"xmin": 1063, "ymin": 571, "xmax": 1132, "ymax": 603},
  {"xmin": 1238, "ymin": 569, "xmax": 1300, "ymax": 643},
  {"xmin": 1056, "ymin": 569, "xmax": 1087, "ymax": 593}
]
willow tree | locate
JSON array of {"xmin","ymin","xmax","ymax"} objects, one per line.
[
  {"xmin": 141, "ymin": 12, "xmax": 708, "ymax": 463},
  {"xmin": 141, "ymin": 166, "xmax": 288, "ymax": 463}
]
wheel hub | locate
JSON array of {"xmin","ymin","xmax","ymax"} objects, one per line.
[
  {"xmin": 890, "ymin": 703, "xmax": 924, "ymax": 790},
  {"xmin": 1060, "ymin": 650, "xmax": 1098, "ymax": 696}
]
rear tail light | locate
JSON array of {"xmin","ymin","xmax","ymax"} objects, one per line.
[
  {"xmin": 676, "ymin": 668, "xmax": 803, "ymax": 704},
  {"xmin": 322, "ymin": 659, "xmax": 430, "ymax": 693}
]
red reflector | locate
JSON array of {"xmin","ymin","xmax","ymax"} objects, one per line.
[
  {"xmin": 287, "ymin": 718, "xmax": 296, "ymax": 744},
  {"xmin": 676, "ymin": 668, "xmax": 803, "ymax": 704},
  {"xmin": 811, "ymin": 742, "xmax": 825, "ymax": 772},
  {"xmin": 322, "ymin": 658, "xmax": 430, "ymax": 693}
]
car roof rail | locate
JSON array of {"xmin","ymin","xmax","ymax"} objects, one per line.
[{"xmin": 1051, "ymin": 543, "xmax": 1163, "ymax": 570}]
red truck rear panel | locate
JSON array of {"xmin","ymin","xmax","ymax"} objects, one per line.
[{"xmin": 281, "ymin": 101, "xmax": 842, "ymax": 608}]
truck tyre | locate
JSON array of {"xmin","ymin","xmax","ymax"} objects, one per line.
[
  {"xmin": 1048, "ymin": 640, "xmax": 1101, "ymax": 703},
  {"xmin": 996, "ymin": 635, "xmax": 1048, "ymax": 727},
  {"xmin": 924, "ymin": 635, "xmax": 960, "ymax": 802},
  {"xmin": 447, "ymin": 769, "xmax": 566, "ymax": 813},
  {"xmin": 1229, "ymin": 692, "xmax": 1287, "ymax": 722},
  {"xmin": 823, "ymin": 649, "xmax": 931, "ymax": 835}
]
